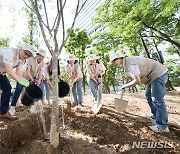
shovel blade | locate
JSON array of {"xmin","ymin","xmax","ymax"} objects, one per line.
[
  {"xmin": 114, "ymin": 98, "xmax": 128, "ymax": 112},
  {"xmin": 91, "ymin": 103, "xmax": 102, "ymax": 114}
]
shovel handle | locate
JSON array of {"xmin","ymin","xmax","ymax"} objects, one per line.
[{"xmin": 120, "ymin": 89, "xmax": 125, "ymax": 100}]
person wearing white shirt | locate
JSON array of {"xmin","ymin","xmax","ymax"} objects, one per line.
[
  {"xmin": 65, "ymin": 54, "xmax": 83, "ymax": 107},
  {"xmin": 87, "ymin": 54, "xmax": 106, "ymax": 113},
  {"xmin": 26, "ymin": 49, "xmax": 46, "ymax": 112},
  {"xmin": 109, "ymin": 51, "xmax": 169, "ymax": 133},
  {"xmin": 0, "ymin": 44, "xmax": 35, "ymax": 120}
]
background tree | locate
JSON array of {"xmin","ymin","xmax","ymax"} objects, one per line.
[
  {"xmin": 23, "ymin": 0, "xmax": 88, "ymax": 147},
  {"xmin": 22, "ymin": 6, "xmax": 40, "ymax": 47},
  {"xmin": 164, "ymin": 44, "xmax": 180, "ymax": 89},
  {"xmin": 165, "ymin": 59, "xmax": 180, "ymax": 88},
  {"xmin": 94, "ymin": 0, "xmax": 180, "ymax": 48},
  {"xmin": 92, "ymin": 0, "xmax": 179, "ymax": 90},
  {"xmin": 0, "ymin": 37, "xmax": 10, "ymax": 47}
]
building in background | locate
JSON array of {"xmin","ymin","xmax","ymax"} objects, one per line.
[{"xmin": 75, "ymin": 0, "xmax": 103, "ymax": 36}]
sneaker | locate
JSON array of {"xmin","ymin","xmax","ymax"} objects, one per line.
[
  {"xmin": 9, "ymin": 106, "xmax": 16, "ymax": 116},
  {"xmin": 149, "ymin": 125, "xmax": 170, "ymax": 132},
  {"xmin": 78, "ymin": 104, "xmax": 83, "ymax": 107},
  {"xmin": 146, "ymin": 115, "xmax": 156, "ymax": 124}
]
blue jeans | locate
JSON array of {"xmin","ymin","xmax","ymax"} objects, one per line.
[
  {"xmin": 41, "ymin": 80, "xmax": 50, "ymax": 100},
  {"xmin": 88, "ymin": 79, "xmax": 102, "ymax": 102},
  {"xmin": 145, "ymin": 73, "xmax": 168, "ymax": 128},
  {"xmin": 0, "ymin": 74, "xmax": 12, "ymax": 114},
  {"xmin": 11, "ymin": 82, "xmax": 23, "ymax": 106},
  {"xmin": 72, "ymin": 78, "xmax": 83, "ymax": 105}
]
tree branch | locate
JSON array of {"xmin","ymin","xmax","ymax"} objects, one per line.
[
  {"xmin": 51, "ymin": 0, "xmax": 67, "ymax": 32},
  {"xmin": 59, "ymin": 0, "xmax": 65, "ymax": 46},
  {"xmin": 42, "ymin": 0, "xmax": 50, "ymax": 30},
  {"xmin": 32, "ymin": 0, "xmax": 53, "ymax": 54},
  {"xmin": 142, "ymin": 22, "xmax": 180, "ymax": 48},
  {"xmin": 59, "ymin": 0, "xmax": 88, "ymax": 52}
]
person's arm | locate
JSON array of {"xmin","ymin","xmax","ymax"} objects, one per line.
[
  {"xmin": 46, "ymin": 78, "xmax": 53, "ymax": 89},
  {"xmin": 37, "ymin": 68, "xmax": 43, "ymax": 81},
  {"xmin": 70, "ymin": 72, "xmax": 81, "ymax": 87},
  {"xmin": 65, "ymin": 67, "xmax": 74, "ymax": 81},
  {"xmin": 89, "ymin": 73, "xmax": 99, "ymax": 84},
  {"xmin": 87, "ymin": 65, "xmax": 98, "ymax": 84},
  {"xmin": 122, "ymin": 75, "xmax": 141, "ymax": 88},
  {"xmin": 5, "ymin": 63, "xmax": 21, "ymax": 82},
  {"xmin": 122, "ymin": 64, "xmax": 141, "ymax": 89},
  {"xmin": 34, "ymin": 68, "xmax": 43, "ymax": 85},
  {"xmin": 67, "ymin": 71, "xmax": 73, "ymax": 80},
  {"xmin": 26, "ymin": 66, "xmax": 34, "ymax": 82},
  {"xmin": 15, "ymin": 67, "xmax": 24, "ymax": 79}
]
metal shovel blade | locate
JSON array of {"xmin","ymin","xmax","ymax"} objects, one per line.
[
  {"xmin": 91, "ymin": 78, "xmax": 103, "ymax": 114},
  {"xmin": 91, "ymin": 103, "xmax": 102, "ymax": 114},
  {"xmin": 114, "ymin": 98, "xmax": 128, "ymax": 112}
]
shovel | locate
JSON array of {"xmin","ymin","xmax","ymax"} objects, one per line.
[
  {"xmin": 114, "ymin": 89, "xmax": 128, "ymax": 112},
  {"xmin": 70, "ymin": 86, "xmax": 73, "ymax": 106},
  {"xmin": 91, "ymin": 78, "xmax": 103, "ymax": 114}
]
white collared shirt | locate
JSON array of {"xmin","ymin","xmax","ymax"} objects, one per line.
[{"xmin": 0, "ymin": 48, "xmax": 23, "ymax": 68}]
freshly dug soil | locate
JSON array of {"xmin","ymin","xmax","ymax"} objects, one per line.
[{"xmin": 0, "ymin": 91, "xmax": 179, "ymax": 154}]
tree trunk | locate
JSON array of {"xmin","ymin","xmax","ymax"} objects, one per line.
[
  {"xmin": 140, "ymin": 34, "xmax": 151, "ymax": 58},
  {"xmin": 103, "ymin": 73, "xmax": 109, "ymax": 93},
  {"xmin": 166, "ymin": 78, "xmax": 175, "ymax": 91},
  {"xmin": 81, "ymin": 54, "xmax": 86, "ymax": 94},
  {"xmin": 50, "ymin": 55, "xmax": 60, "ymax": 148},
  {"xmin": 152, "ymin": 38, "xmax": 174, "ymax": 90},
  {"xmin": 112, "ymin": 81, "xmax": 116, "ymax": 93},
  {"xmin": 104, "ymin": 83, "xmax": 110, "ymax": 94}
]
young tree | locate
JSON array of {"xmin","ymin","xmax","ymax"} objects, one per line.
[{"xmin": 23, "ymin": 0, "xmax": 88, "ymax": 147}]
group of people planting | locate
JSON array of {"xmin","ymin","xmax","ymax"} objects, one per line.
[{"xmin": 0, "ymin": 45, "xmax": 169, "ymax": 133}]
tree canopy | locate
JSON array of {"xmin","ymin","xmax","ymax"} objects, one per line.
[{"xmin": 94, "ymin": 0, "xmax": 180, "ymax": 49}]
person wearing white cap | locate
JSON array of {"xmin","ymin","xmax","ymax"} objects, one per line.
[
  {"xmin": 9, "ymin": 48, "xmax": 47, "ymax": 115},
  {"xmin": 26, "ymin": 48, "xmax": 48, "ymax": 111},
  {"xmin": 65, "ymin": 54, "xmax": 83, "ymax": 107},
  {"xmin": 0, "ymin": 44, "xmax": 35, "ymax": 119},
  {"xmin": 26, "ymin": 48, "xmax": 46, "ymax": 84},
  {"xmin": 109, "ymin": 51, "xmax": 169, "ymax": 133},
  {"xmin": 87, "ymin": 54, "xmax": 106, "ymax": 113}
]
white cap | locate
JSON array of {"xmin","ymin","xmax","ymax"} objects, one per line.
[
  {"xmin": 108, "ymin": 51, "xmax": 124, "ymax": 64},
  {"xmin": 20, "ymin": 44, "xmax": 35, "ymax": 55},
  {"xmin": 88, "ymin": 54, "xmax": 99, "ymax": 61},
  {"xmin": 36, "ymin": 48, "xmax": 46, "ymax": 57},
  {"xmin": 67, "ymin": 54, "xmax": 77, "ymax": 61}
]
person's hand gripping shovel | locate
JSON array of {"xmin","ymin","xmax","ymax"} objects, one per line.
[
  {"xmin": 91, "ymin": 76, "xmax": 103, "ymax": 114},
  {"xmin": 114, "ymin": 87, "xmax": 128, "ymax": 112}
]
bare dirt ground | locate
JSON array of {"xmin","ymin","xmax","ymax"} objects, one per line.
[{"xmin": 0, "ymin": 91, "xmax": 180, "ymax": 154}]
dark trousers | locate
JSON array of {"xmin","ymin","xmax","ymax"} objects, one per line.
[
  {"xmin": 11, "ymin": 82, "xmax": 23, "ymax": 106},
  {"xmin": 0, "ymin": 74, "xmax": 12, "ymax": 114}
]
